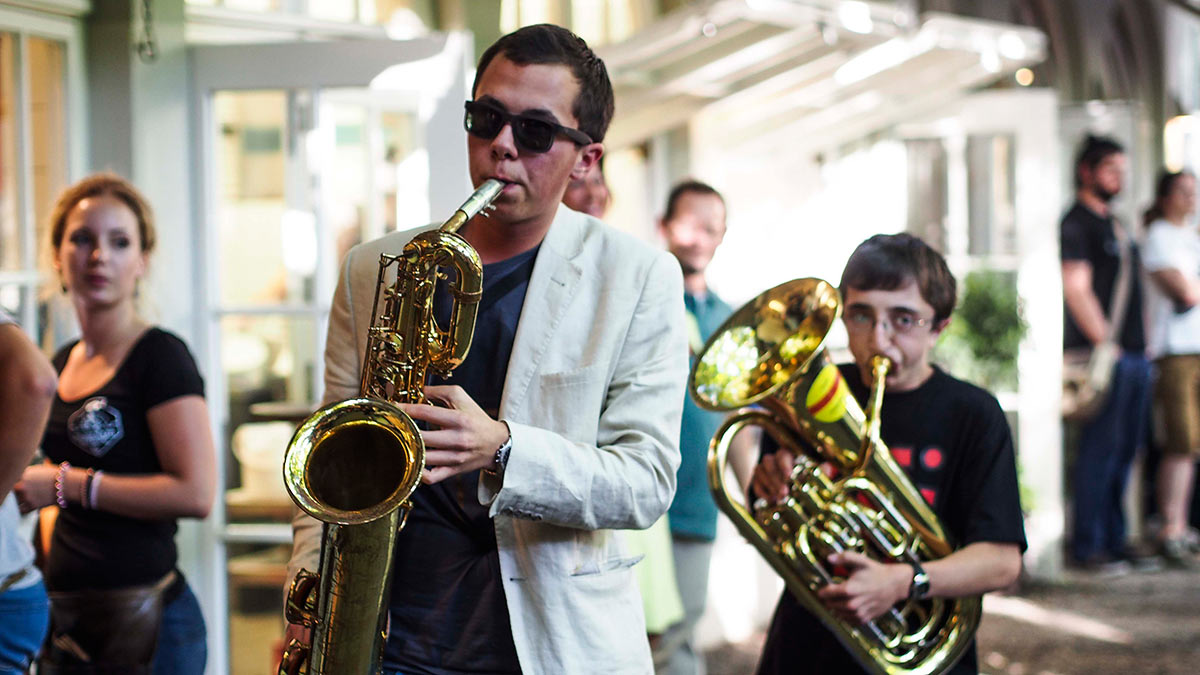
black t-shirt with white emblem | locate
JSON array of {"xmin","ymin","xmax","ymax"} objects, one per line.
[
  {"xmin": 40, "ymin": 328, "xmax": 204, "ymax": 592},
  {"xmin": 756, "ymin": 364, "xmax": 1026, "ymax": 675}
]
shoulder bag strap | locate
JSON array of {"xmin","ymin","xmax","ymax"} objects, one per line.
[{"xmin": 1105, "ymin": 221, "xmax": 1133, "ymax": 343}]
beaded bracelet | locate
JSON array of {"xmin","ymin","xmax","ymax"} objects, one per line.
[
  {"xmin": 81, "ymin": 469, "xmax": 96, "ymax": 510},
  {"xmin": 54, "ymin": 462, "xmax": 71, "ymax": 509}
]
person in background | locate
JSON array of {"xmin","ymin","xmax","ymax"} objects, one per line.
[
  {"xmin": 752, "ymin": 233, "xmax": 1025, "ymax": 675},
  {"xmin": 1060, "ymin": 134, "xmax": 1151, "ymax": 572},
  {"xmin": 15, "ymin": 173, "xmax": 216, "ymax": 674},
  {"xmin": 1141, "ymin": 169, "xmax": 1200, "ymax": 568},
  {"xmin": 562, "ymin": 156, "xmax": 611, "ymax": 218},
  {"xmin": 562, "ymin": 161, "xmax": 687, "ymax": 645},
  {"xmin": 0, "ymin": 312, "xmax": 56, "ymax": 673},
  {"xmin": 656, "ymin": 179, "xmax": 757, "ymax": 675}
]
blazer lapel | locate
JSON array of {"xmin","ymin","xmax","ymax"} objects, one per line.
[{"xmin": 499, "ymin": 207, "xmax": 584, "ymax": 421}]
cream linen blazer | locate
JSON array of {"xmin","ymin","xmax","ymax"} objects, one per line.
[{"xmin": 287, "ymin": 204, "xmax": 688, "ymax": 673}]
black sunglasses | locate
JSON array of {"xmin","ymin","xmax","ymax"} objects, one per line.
[{"xmin": 464, "ymin": 100, "xmax": 593, "ymax": 154}]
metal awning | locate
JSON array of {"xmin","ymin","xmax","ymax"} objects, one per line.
[{"xmin": 597, "ymin": 0, "xmax": 1047, "ymax": 154}]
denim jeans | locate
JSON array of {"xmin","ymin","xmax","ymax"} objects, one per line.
[
  {"xmin": 1071, "ymin": 353, "xmax": 1152, "ymax": 562},
  {"xmin": 151, "ymin": 582, "xmax": 207, "ymax": 675},
  {"xmin": 0, "ymin": 579, "xmax": 49, "ymax": 673}
]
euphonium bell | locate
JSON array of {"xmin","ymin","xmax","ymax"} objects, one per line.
[
  {"xmin": 690, "ymin": 278, "xmax": 981, "ymax": 675},
  {"xmin": 278, "ymin": 180, "xmax": 504, "ymax": 675}
]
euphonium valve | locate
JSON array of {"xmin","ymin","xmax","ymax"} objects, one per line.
[
  {"xmin": 690, "ymin": 278, "xmax": 980, "ymax": 675},
  {"xmin": 279, "ymin": 180, "xmax": 504, "ymax": 675}
]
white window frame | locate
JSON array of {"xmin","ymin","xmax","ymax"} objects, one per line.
[{"xmin": 0, "ymin": 4, "xmax": 85, "ymax": 338}]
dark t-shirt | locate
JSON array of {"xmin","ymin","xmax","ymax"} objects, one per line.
[
  {"xmin": 383, "ymin": 246, "xmax": 538, "ymax": 675},
  {"xmin": 756, "ymin": 364, "xmax": 1026, "ymax": 675},
  {"xmin": 1060, "ymin": 202, "xmax": 1145, "ymax": 353},
  {"xmin": 40, "ymin": 328, "xmax": 204, "ymax": 591}
]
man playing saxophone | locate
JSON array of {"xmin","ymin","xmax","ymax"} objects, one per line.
[
  {"xmin": 751, "ymin": 234, "xmax": 1026, "ymax": 675},
  {"xmin": 286, "ymin": 23, "xmax": 688, "ymax": 675}
]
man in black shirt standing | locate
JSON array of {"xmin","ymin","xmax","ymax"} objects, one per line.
[
  {"xmin": 752, "ymin": 234, "xmax": 1025, "ymax": 675},
  {"xmin": 1060, "ymin": 135, "xmax": 1151, "ymax": 571}
]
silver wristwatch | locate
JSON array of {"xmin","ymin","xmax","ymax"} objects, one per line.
[{"xmin": 484, "ymin": 422, "xmax": 512, "ymax": 477}]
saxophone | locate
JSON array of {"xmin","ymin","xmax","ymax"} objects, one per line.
[
  {"xmin": 278, "ymin": 180, "xmax": 505, "ymax": 675},
  {"xmin": 690, "ymin": 278, "xmax": 981, "ymax": 675}
]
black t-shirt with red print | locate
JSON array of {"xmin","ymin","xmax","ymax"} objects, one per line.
[{"xmin": 755, "ymin": 363, "xmax": 1026, "ymax": 675}]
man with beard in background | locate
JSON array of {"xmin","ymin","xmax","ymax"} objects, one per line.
[{"xmin": 1060, "ymin": 134, "xmax": 1152, "ymax": 573}]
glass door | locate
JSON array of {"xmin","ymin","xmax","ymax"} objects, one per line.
[{"xmin": 190, "ymin": 35, "xmax": 471, "ymax": 674}]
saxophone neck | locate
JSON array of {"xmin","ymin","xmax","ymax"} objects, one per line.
[{"xmin": 441, "ymin": 179, "xmax": 506, "ymax": 234}]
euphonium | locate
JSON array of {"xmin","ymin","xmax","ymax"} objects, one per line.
[
  {"xmin": 690, "ymin": 278, "xmax": 981, "ymax": 675},
  {"xmin": 278, "ymin": 180, "xmax": 505, "ymax": 675}
]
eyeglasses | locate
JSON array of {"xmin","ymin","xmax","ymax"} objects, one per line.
[
  {"xmin": 464, "ymin": 100, "xmax": 593, "ymax": 154},
  {"xmin": 844, "ymin": 308, "xmax": 934, "ymax": 336}
]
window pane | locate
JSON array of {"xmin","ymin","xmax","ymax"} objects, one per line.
[
  {"xmin": 29, "ymin": 37, "xmax": 67, "ymax": 280},
  {"xmin": 220, "ymin": 314, "xmax": 317, "ymax": 455},
  {"xmin": 378, "ymin": 109, "xmax": 418, "ymax": 234},
  {"xmin": 223, "ymin": 0, "xmax": 280, "ymax": 10},
  {"xmin": 309, "ymin": 0, "xmax": 357, "ymax": 22},
  {"xmin": 214, "ymin": 91, "xmax": 306, "ymax": 306},
  {"xmin": 229, "ymin": 541, "xmax": 290, "ymax": 675},
  {"xmin": 320, "ymin": 100, "xmax": 369, "ymax": 262},
  {"xmin": 220, "ymin": 294, "xmax": 317, "ymax": 670},
  {"xmin": 365, "ymin": 0, "xmax": 434, "ymax": 29},
  {"xmin": 967, "ymin": 134, "xmax": 1017, "ymax": 257},
  {"xmin": 905, "ymin": 138, "xmax": 949, "ymax": 253},
  {"xmin": 0, "ymin": 33, "xmax": 18, "ymax": 273}
]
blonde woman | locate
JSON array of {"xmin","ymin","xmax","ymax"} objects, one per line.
[{"xmin": 15, "ymin": 174, "xmax": 215, "ymax": 674}]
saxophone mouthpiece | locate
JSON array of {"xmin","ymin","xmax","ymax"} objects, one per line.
[{"xmin": 458, "ymin": 179, "xmax": 506, "ymax": 221}]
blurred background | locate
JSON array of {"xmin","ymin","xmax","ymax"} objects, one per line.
[{"xmin": 1, "ymin": 1, "xmax": 1198, "ymax": 672}]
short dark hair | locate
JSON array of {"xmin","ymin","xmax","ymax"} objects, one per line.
[
  {"xmin": 1074, "ymin": 134, "xmax": 1124, "ymax": 188},
  {"xmin": 840, "ymin": 233, "xmax": 957, "ymax": 323},
  {"xmin": 473, "ymin": 24, "xmax": 615, "ymax": 143},
  {"xmin": 663, "ymin": 179, "xmax": 725, "ymax": 223}
]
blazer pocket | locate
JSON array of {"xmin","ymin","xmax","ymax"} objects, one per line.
[
  {"xmin": 570, "ymin": 554, "xmax": 642, "ymax": 577},
  {"xmin": 539, "ymin": 363, "xmax": 605, "ymax": 389}
]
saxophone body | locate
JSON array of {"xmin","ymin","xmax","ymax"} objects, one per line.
[
  {"xmin": 690, "ymin": 278, "xmax": 981, "ymax": 675},
  {"xmin": 278, "ymin": 180, "xmax": 505, "ymax": 675}
]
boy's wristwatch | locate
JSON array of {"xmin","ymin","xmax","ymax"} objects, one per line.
[{"xmin": 908, "ymin": 560, "xmax": 931, "ymax": 601}]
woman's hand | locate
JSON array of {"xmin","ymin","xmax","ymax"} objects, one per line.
[{"xmin": 14, "ymin": 462, "xmax": 58, "ymax": 514}]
